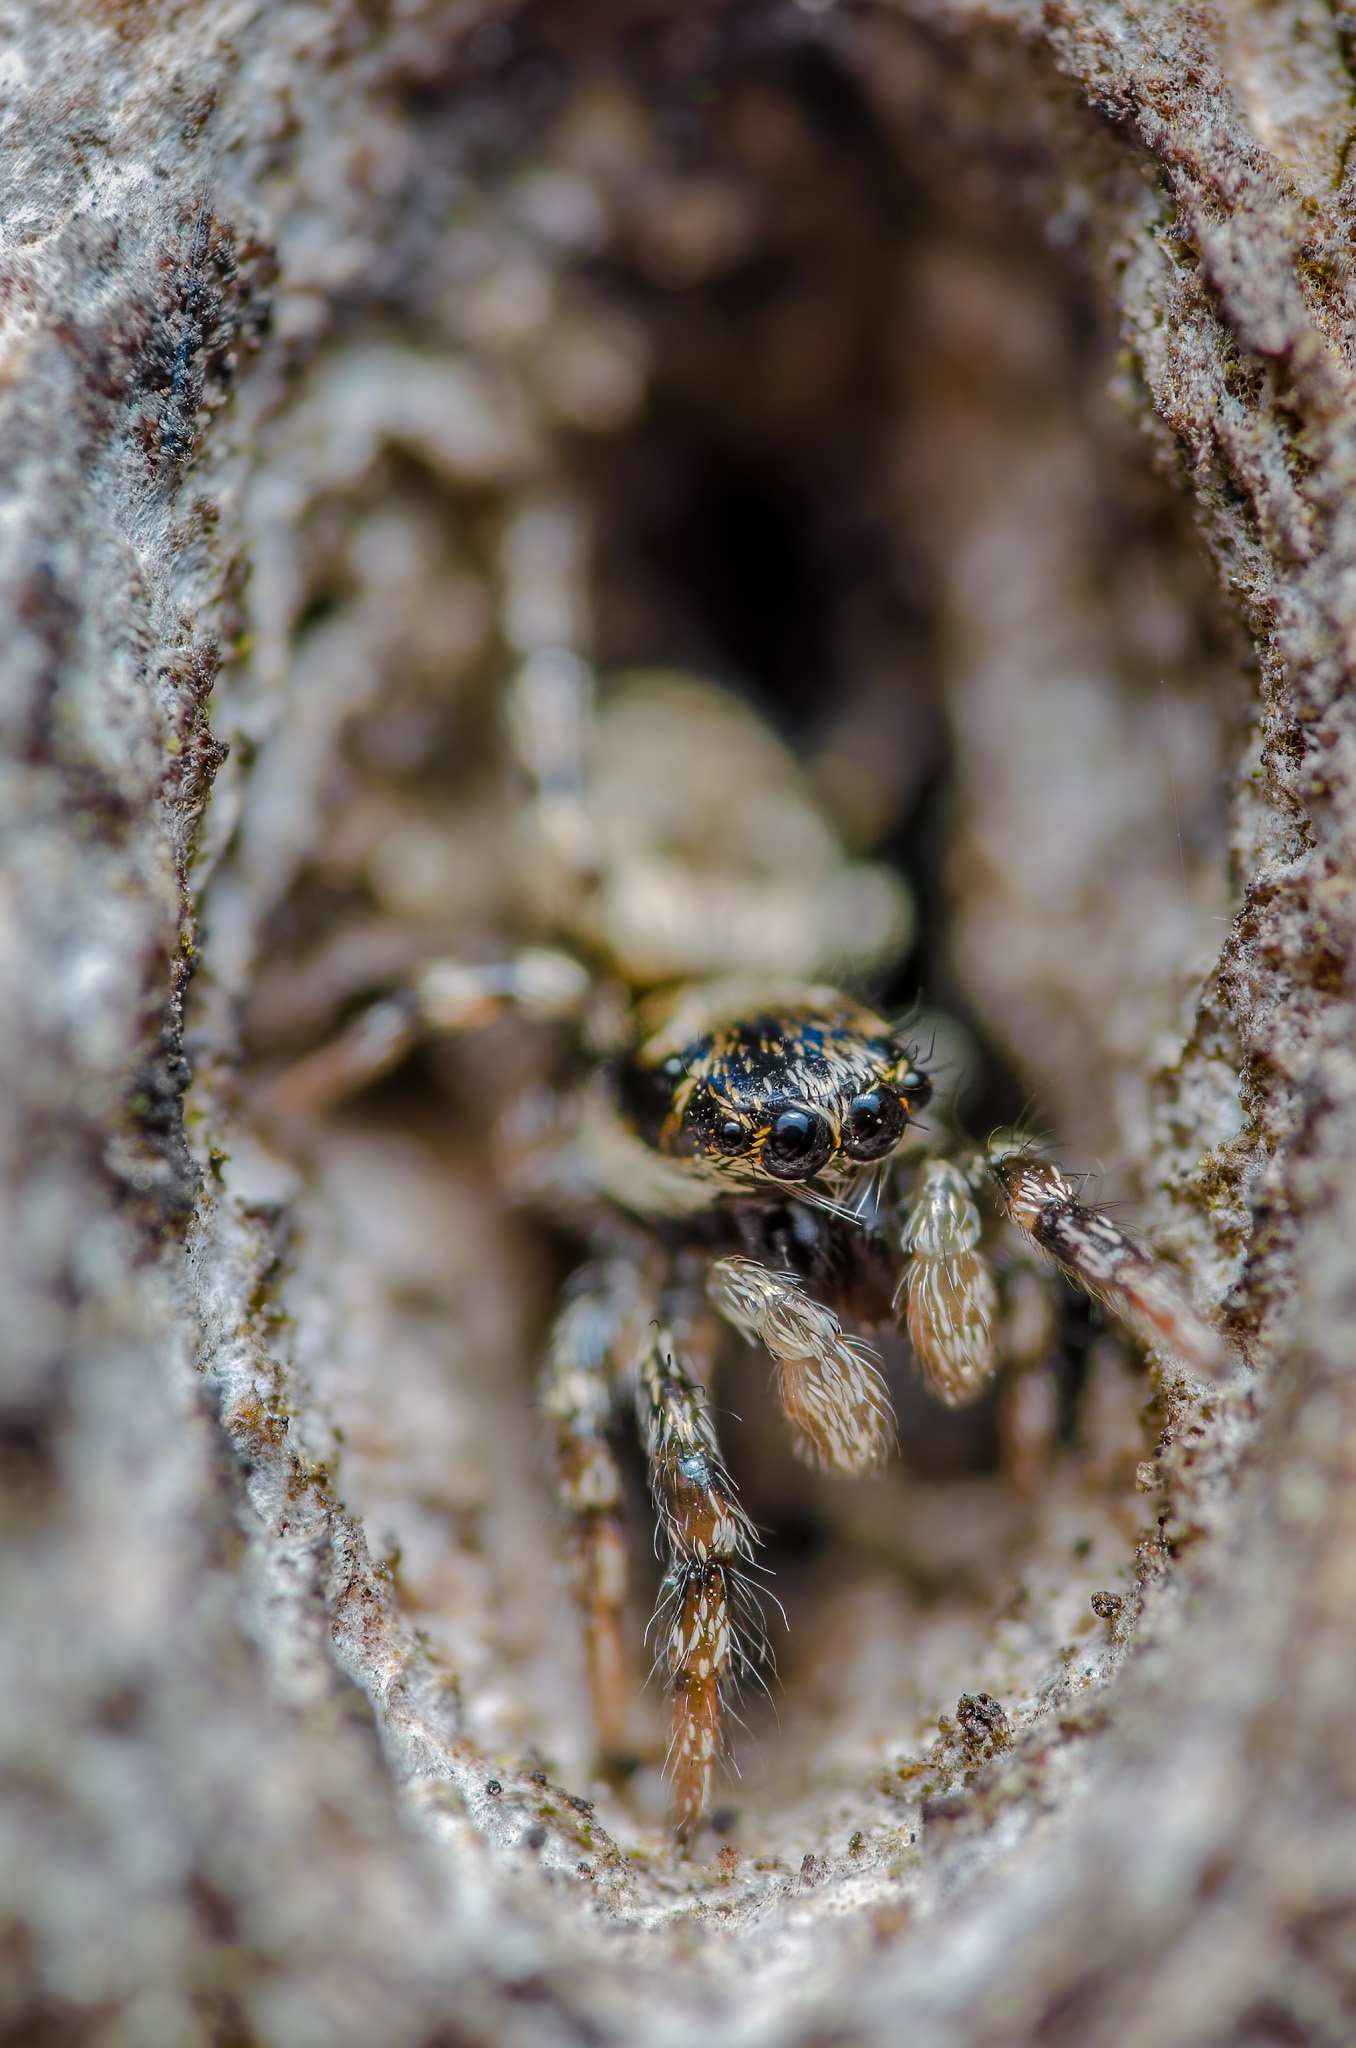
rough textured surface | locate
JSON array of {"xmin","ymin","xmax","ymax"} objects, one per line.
[{"xmin": 6, "ymin": 1, "xmax": 1356, "ymax": 2041}]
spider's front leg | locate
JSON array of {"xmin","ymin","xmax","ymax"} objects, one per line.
[
  {"xmin": 541, "ymin": 1257, "xmax": 649, "ymax": 1760},
  {"xmin": 987, "ymin": 1147, "xmax": 1224, "ymax": 1378},
  {"xmin": 634, "ymin": 1320, "xmax": 759, "ymax": 1843}
]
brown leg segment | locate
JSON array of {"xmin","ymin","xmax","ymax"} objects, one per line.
[
  {"xmin": 988, "ymin": 1151, "xmax": 1226, "ymax": 1378},
  {"xmin": 258, "ymin": 950, "xmax": 590, "ymax": 1122},
  {"xmin": 634, "ymin": 1327, "xmax": 759, "ymax": 1844},
  {"xmin": 540, "ymin": 1262, "xmax": 644, "ymax": 1759}
]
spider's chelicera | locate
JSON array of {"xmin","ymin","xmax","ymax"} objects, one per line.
[{"xmin": 266, "ymin": 662, "xmax": 1224, "ymax": 1844}]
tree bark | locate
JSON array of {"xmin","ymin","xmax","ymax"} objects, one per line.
[{"xmin": 4, "ymin": 3, "xmax": 1356, "ymax": 2043}]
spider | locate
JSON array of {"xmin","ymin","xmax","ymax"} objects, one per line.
[{"xmin": 264, "ymin": 654, "xmax": 1223, "ymax": 1844}]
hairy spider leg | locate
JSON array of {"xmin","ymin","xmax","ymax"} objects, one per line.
[
  {"xmin": 897, "ymin": 1159, "xmax": 999, "ymax": 1407},
  {"xmin": 261, "ymin": 946, "xmax": 591, "ymax": 1119},
  {"xmin": 259, "ymin": 993, "xmax": 421, "ymax": 1119},
  {"xmin": 635, "ymin": 1325, "xmax": 759, "ymax": 1843},
  {"xmin": 540, "ymin": 1259, "xmax": 648, "ymax": 1759},
  {"xmin": 259, "ymin": 646, "xmax": 598, "ymax": 1124},
  {"xmin": 706, "ymin": 1255, "xmax": 894, "ymax": 1473},
  {"xmin": 988, "ymin": 1151, "xmax": 1225, "ymax": 1378}
]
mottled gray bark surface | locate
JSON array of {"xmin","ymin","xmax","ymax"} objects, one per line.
[{"xmin": 4, "ymin": 2, "xmax": 1356, "ymax": 2042}]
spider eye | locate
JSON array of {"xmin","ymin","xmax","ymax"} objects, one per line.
[
  {"xmin": 843, "ymin": 1087, "xmax": 906, "ymax": 1161},
  {"xmin": 711, "ymin": 1117, "xmax": 749, "ymax": 1155},
  {"xmin": 897, "ymin": 1063, "xmax": 932, "ymax": 1113},
  {"xmin": 762, "ymin": 1108, "xmax": 833, "ymax": 1181}
]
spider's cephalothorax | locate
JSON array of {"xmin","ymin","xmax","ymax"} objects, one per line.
[
  {"xmin": 264, "ymin": 663, "xmax": 1225, "ymax": 1844},
  {"xmin": 623, "ymin": 992, "xmax": 931, "ymax": 1181}
]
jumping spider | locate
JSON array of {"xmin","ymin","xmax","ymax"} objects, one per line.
[{"xmin": 266, "ymin": 655, "xmax": 1222, "ymax": 1843}]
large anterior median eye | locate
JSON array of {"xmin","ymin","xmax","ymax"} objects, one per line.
[
  {"xmin": 762, "ymin": 1108, "xmax": 833, "ymax": 1180},
  {"xmin": 842, "ymin": 1087, "xmax": 905, "ymax": 1161}
]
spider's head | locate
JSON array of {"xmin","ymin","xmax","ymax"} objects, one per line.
[{"xmin": 622, "ymin": 990, "xmax": 931, "ymax": 1188}]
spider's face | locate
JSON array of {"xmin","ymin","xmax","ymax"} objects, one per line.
[{"xmin": 625, "ymin": 1000, "xmax": 932, "ymax": 1188}]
